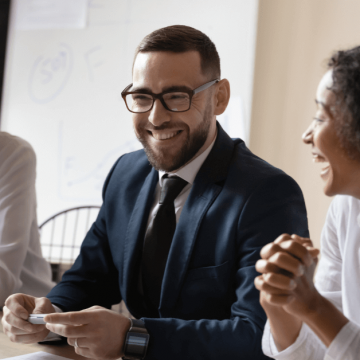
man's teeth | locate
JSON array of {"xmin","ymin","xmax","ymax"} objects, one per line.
[{"xmin": 152, "ymin": 131, "xmax": 179, "ymax": 140}]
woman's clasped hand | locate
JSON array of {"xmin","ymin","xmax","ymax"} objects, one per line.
[{"xmin": 255, "ymin": 233, "xmax": 320, "ymax": 318}]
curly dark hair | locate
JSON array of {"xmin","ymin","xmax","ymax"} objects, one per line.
[{"xmin": 328, "ymin": 46, "xmax": 360, "ymax": 159}]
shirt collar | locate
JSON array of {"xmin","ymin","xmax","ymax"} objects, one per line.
[{"xmin": 159, "ymin": 132, "xmax": 217, "ymax": 187}]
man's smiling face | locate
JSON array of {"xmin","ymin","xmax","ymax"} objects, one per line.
[{"xmin": 131, "ymin": 51, "xmax": 217, "ymax": 172}]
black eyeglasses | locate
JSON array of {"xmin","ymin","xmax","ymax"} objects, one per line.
[{"xmin": 121, "ymin": 79, "xmax": 219, "ymax": 113}]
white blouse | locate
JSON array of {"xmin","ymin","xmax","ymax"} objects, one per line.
[
  {"xmin": 0, "ymin": 132, "xmax": 55, "ymax": 305},
  {"xmin": 262, "ymin": 195, "xmax": 360, "ymax": 360}
]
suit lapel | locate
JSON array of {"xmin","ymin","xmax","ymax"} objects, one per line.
[
  {"xmin": 122, "ymin": 167, "xmax": 158, "ymax": 313},
  {"xmin": 159, "ymin": 123, "xmax": 235, "ymax": 316}
]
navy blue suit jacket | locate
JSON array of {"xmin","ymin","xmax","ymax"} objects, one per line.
[{"xmin": 47, "ymin": 123, "xmax": 309, "ymax": 359}]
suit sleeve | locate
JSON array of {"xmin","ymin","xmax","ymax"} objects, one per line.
[
  {"xmin": 46, "ymin": 157, "xmax": 123, "ymax": 311},
  {"xmin": 142, "ymin": 173, "xmax": 309, "ymax": 360}
]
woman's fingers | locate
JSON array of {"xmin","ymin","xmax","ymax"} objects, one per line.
[
  {"xmin": 290, "ymin": 234, "xmax": 312, "ymax": 246},
  {"xmin": 256, "ymin": 259, "xmax": 282, "ymax": 274},
  {"xmin": 261, "ymin": 234, "xmax": 319, "ymax": 267},
  {"xmin": 260, "ymin": 234, "xmax": 292, "ymax": 259},
  {"xmin": 268, "ymin": 251, "xmax": 305, "ymax": 277},
  {"xmin": 255, "ymin": 275, "xmax": 294, "ymax": 306},
  {"xmin": 278, "ymin": 240, "xmax": 313, "ymax": 266},
  {"xmin": 256, "ymin": 259, "xmax": 294, "ymax": 277},
  {"xmin": 263, "ymin": 273, "xmax": 297, "ymax": 290},
  {"xmin": 305, "ymin": 246, "xmax": 320, "ymax": 259},
  {"xmin": 255, "ymin": 275, "xmax": 293, "ymax": 295},
  {"xmin": 274, "ymin": 233, "xmax": 292, "ymax": 244},
  {"xmin": 255, "ymin": 275, "xmax": 290, "ymax": 294},
  {"xmin": 260, "ymin": 243, "xmax": 283, "ymax": 260}
]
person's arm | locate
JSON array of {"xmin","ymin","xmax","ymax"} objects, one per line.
[
  {"xmin": 257, "ymin": 240, "xmax": 348, "ymax": 356},
  {"xmin": 262, "ymin": 300, "xmax": 303, "ymax": 352},
  {"xmin": 256, "ymin": 238, "xmax": 325, "ymax": 359},
  {"xmin": 0, "ymin": 140, "xmax": 37, "ymax": 305},
  {"xmin": 256, "ymin": 198, "xmax": 350, "ymax": 359},
  {"xmin": 255, "ymin": 234, "xmax": 319, "ymax": 351}
]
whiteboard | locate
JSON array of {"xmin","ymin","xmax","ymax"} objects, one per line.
[{"xmin": 1, "ymin": 0, "xmax": 259, "ymax": 223}]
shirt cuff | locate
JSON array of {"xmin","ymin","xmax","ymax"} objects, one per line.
[
  {"xmin": 325, "ymin": 321, "xmax": 360, "ymax": 360},
  {"xmin": 52, "ymin": 304, "xmax": 63, "ymax": 313},
  {"xmin": 262, "ymin": 320, "xmax": 323, "ymax": 360}
]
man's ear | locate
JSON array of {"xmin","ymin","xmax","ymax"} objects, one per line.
[{"xmin": 214, "ymin": 79, "xmax": 230, "ymax": 116}]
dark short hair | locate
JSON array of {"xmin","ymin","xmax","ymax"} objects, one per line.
[
  {"xmin": 134, "ymin": 25, "xmax": 220, "ymax": 79},
  {"xmin": 328, "ymin": 46, "xmax": 360, "ymax": 159}
]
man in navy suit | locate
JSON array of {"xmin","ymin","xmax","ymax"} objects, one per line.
[{"xmin": 2, "ymin": 25, "xmax": 308, "ymax": 360}]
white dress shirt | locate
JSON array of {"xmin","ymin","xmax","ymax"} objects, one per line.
[
  {"xmin": 262, "ymin": 195, "xmax": 360, "ymax": 360},
  {"xmin": 0, "ymin": 132, "xmax": 55, "ymax": 306}
]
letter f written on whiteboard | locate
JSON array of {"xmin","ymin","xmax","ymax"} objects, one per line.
[{"xmin": 84, "ymin": 46, "xmax": 105, "ymax": 82}]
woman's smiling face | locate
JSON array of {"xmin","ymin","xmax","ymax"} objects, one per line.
[{"xmin": 303, "ymin": 70, "xmax": 360, "ymax": 198}]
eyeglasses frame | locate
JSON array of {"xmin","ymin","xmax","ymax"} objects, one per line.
[{"xmin": 121, "ymin": 78, "xmax": 219, "ymax": 113}]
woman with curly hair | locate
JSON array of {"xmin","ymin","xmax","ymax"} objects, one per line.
[{"xmin": 256, "ymin": 46, "xmax": 360, "ymax": 359}]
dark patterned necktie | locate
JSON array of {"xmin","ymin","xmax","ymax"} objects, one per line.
[{"xmin": 142, "ymin": 175, "xmax": 188, "ymax": 312}]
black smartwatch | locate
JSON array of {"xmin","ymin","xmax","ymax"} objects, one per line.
[{"xmin": 122, "ymin": 318, "xmax": 150, "ymax": 360}]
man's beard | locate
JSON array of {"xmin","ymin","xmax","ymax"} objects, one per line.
[{"xmin": 136, "ymin": 106, "xmax": 213, "ymax": 172}]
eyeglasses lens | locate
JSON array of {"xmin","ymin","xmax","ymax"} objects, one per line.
[
  {"xmin": 163, "ymin": 92, "xmax": 190, "ymax": 112},
  {"xmin": 125, "ymin": 92, "xmax": 190, "ymax": 113},
  {"xmin": 126, "ymin": 94, "xmax": 153, "ymax": 113}
]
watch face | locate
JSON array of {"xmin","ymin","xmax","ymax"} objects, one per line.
[
  {"xmin": 125, "ymin": 333, "xmax": 150, "ymax": 358},
  {"xmin": 128, "ymin": 335, "xmax": 147, "ymax": 347}
]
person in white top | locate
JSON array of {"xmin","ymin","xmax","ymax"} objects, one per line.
[
  {"xmin": 0, "ymin": 132, "xmax": 54, "ymax": 307},
  {"xmin": 255, "ymin": 46, "xmax": 360, "ymax": 360}
]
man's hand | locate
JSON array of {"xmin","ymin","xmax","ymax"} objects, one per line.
[
  {"xmin": 44, "ymin": 306, "xmax": 131, "ymax": 360},
  {"xmin": 2, "ymin": 293, "xmax": 55, "ymax": 344},
  {"xmin": 254, "ymin": 233, "xmax": 321, "ymax": 319}
]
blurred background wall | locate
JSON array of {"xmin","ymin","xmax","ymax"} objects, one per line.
[{"xmin": 250, "ymin": 0, "xmax": 360, "ymax": 248}]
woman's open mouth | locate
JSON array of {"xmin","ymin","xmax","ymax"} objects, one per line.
[{"xmin": 312, "ymin": 153, "xmax": 330, "ymax": 178}]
